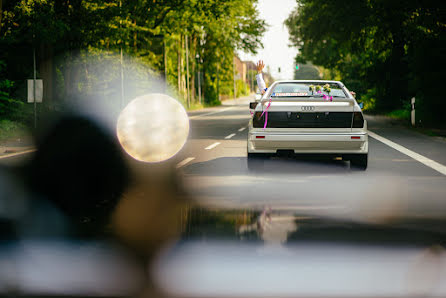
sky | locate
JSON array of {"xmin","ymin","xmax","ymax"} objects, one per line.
[{"xmin": 238, "ymin": 0, "xmax": 299, "ymax": 80}]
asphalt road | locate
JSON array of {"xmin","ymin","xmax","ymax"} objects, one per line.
[
  {"xmin": 1, "ymin": 96, "xmax": 445, "ymax": 220},
  {"xmin": 171, "ymin": 96, "xmax": 446, "ymax": 220}
]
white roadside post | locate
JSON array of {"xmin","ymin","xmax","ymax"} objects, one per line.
[
  {"xmin": 27, "ymin": 79, "xmax": 43, "ymax": 128},
  {"xmin": 411, "ymin": 97, "xmax": 416, "ymax": 126}
]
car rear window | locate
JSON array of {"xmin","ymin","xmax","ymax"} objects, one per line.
[{"xmin": 271, "ymin": 83, "xmax": 347, "ymax": 98}]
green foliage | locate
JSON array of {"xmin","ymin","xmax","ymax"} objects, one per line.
[
  {"xmin": 0, "ymin": 0, "xmax": 266, "ymax": 115},
  {"xmin": 285, "ymin": 0, "xmax": 445, "ymax": 125},
  {"xmin": 386, "ymin": 109, "xmax": 410, "ymax": 121},
  {"xmin": 236, "ymin": 79, "xmax": 250, "ymax": 97},
  {"xmin": 0, "ymin": 60, "xmax": 29, "ymax": 122},
  {"xmin": 0, "ymin": 119, "xmax": 29, "ymax": 141},
  {"xmin": 0, "ymin": 90, "xmax": 23, "ymax": 119}
]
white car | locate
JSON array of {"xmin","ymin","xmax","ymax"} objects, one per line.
[{"xmin": 247, "ymin": 80, "xmax": 368, "ymax": 170}]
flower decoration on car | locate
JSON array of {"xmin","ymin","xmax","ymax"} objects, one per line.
[
  {"xmin": 309, "ymin": 85, "xmax": 315, "ymax": 94},
  {"xmin": 323, "ymin": 84, "xmax": 331, "ymax": 93},
  {"xmin": 322, "ymin": 84, "xmax": 333, "ymax": 101}
]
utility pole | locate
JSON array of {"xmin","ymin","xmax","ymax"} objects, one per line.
[
  {"xmin": 31, "ymin": 0, "xmax": 37, "ymax": 128},
  {"xmin": 33, "ymin": 35, "xmax": 37, "ymax": 129},
  {"xmin": 233, "ymin": 55, "xmax": 236, "ymax": 100},
  {"xmin": 197, "ymin": 54, "xmax": 201, "ymax": 104},
  {"xmin": 217, "ymin": 63, "xmax": 220, "ymax": 102},
  {"xmin": 164, "ymin": 38, "xmax": 168, "ymax": 92},
  {"xmin": 185, "ymin": 34, "xmax": 190, "ymax": 108},
  {"xmin": 119, "ymin": 0, "xmax": 124, "ymax": 108}
]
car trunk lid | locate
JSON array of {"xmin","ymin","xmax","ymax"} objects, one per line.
[{"xmin": 253, "ymin": 99, "xmax": 356, "ymax": 130}]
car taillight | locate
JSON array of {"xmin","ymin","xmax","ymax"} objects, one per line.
[{"xmin": 352, "ymin": 112, "xmax": 364, "ymax": 128}]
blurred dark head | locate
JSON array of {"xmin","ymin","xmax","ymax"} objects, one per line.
[{"xmin": 26, "ymin": 114, "xmax": 129, "ymax": 235}]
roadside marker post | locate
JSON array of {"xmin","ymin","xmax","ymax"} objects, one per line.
[{"xmin": 411, "ymin": 97, "xmax": 415, "ymax": 126}]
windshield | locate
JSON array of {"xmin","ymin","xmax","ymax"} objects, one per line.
[
  {"xmin": 271, "ymin": 83, "xmax": 347, "ymax": 98},
  {"xmin": 0, "ymin": 0, "xmax": 444, "ymax": 298}
]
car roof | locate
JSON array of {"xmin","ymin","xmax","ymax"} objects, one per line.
[{"xmin": 272, "ymin": 80, "xmax": 345, "ymax": 86}]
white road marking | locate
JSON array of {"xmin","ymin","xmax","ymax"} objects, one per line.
[
  {"xmin": 368, "ymin": 130, "xmax": 446, "ymax": 176},
  {"xmin": 225, "ymin": 133, "xmax": 236, "ymax": 139},
  {"xmin": 0, "ymin": 149, "xmax": 37, "ymax": 160},
  {"xmin": 176, "ymin": 157, "xmax": 195, "ymax": 168},
  {"xmin": 205, "ymin": 142, "xmax": 220, "ymax": 150},
  {"xmin": 189, "ymin": 107, "xmax": 233, "ymax": 119},
  {"xmin": 238, "ymin": 127, "xmax": 246, "ymax": 132}
]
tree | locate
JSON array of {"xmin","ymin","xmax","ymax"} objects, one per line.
[
  {"xmin": 285, "ymin": 0, "xmax": 445, "ymax": 124},
  {"xmin": 0, "ymin": 0, "xmax": 266, "ymax": 119}
]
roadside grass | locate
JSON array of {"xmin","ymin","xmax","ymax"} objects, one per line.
[
  {"xmin": 187, "ymin": 102, "xmax": 205, "ymax": 111},
  {"xmin": 0, "ymin": 119, "xmax": 30, "ymax": 143},
  {"xmin": 386, "ymin": 109, "xmax": 410, "ymax": 120}
]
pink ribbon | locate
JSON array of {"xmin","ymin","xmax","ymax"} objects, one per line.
[
  {"xmin": 260, "ymin": 97, "xmax": 272, "ymax": 130},
  {"xmin": 323, "ymin": 94, "xmax": 333, "ymax": 101}
]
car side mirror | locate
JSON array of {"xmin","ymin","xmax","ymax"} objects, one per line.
[
  {"xmin": 359, "ymin": 102, "xmax": 364, "ymax": 109},
  {"xmin": 249, "ymin": 102, "xmax": 258, "ymax": 110}
]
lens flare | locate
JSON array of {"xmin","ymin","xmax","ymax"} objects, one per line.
[{"xmin": 117, "ymin": 94, "xmax": 189, "ymax": 163}]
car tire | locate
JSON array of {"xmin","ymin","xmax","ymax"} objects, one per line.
[
  {"xmin": 350, "ymin": 154, "xmax": 368, "ymax": 170},
  {"xmin": 247, "ymin": 153, "xmax": 266, "ymax": 171}
]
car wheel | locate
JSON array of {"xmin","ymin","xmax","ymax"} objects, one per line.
[
  {"xmin": 350, "ymin": 154, "xmax": 368, "ymax": 170},
  {"xmin": 247, "ymin": 153, "xmax": 266, "ymax": 171}
]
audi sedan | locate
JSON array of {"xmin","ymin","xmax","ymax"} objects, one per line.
[{"xmin": 247, "ymin": 80, "xmax": 368, "ymax": 170}]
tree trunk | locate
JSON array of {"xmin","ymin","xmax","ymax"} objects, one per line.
[
  {"xmin": 190, "ymin": 35, "xmax": 196, "ymax": 101},
  {"xmin": 83, "ymin": 49, "xmax": 90, "ymax": 95},
  {"xmin": 163, "ymin": 38, "xmax": 168, "ymax": 85},
  {"xmin": 63, "ymin": 48, "xmax": 81, "ymax": 102},
  {"xmin": 133, "ymin": 20, "xmax": 137, "ymax": 52},
  {"xmin": 63, "ymin": 54, "xmax": 71, "ymax": 103},
  {"xmin": 177, "ymin": 37, "xmax": 181, "ymax": 93},
  {"xmin": 181, "ymin": 35, "xmax": 186, "ymax": 101}
]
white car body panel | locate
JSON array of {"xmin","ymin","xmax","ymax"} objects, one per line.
[{"xmin": 247, "ymin": 80, "xmax": 368, "ymax": 155}]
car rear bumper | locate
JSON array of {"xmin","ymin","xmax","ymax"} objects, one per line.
[{"xmin": 247, "ymin": 131, "xmax": 368, "ymax": 154}]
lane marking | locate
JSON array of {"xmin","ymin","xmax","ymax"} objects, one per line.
[
  {"xmin": 0, "ymin": 149, "xmax": 37, "ymax": 160},
  {"xmin": 238, "ymin": 127, "xmax": 246, "ymax": 132},
  {"xmin": 368, "ymin": 130, "xmax": 446, "ymax": 176},
  {"xmin": 205, "ymin": 142, "xmax": 220, "ymax": 150},
  {"xmin": 189, "ymin": 107, "xmax": 233, "ymax": 120},
  {"xmin": 176, "ymin": 157, "xmax": 195, "ymax": 168},
  {"xmin": 225, "ymin": 133, "xmax": 236, "ymax": 139}
]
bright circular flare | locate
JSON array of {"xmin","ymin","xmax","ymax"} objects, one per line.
[{"xmin": 117, "ymin": 93, "xmax": 189, "ymax": 163}]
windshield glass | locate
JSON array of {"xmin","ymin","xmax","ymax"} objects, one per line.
[
  {"xmin": 0, "ymin": 0, "xmax": 444, "ymax": 297},
  {"xmin": 271, "ymin": 83, "xmax": 347, "ymax": 98}
]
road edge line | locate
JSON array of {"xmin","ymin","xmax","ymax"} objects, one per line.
[
  {"xmin": 189, "ymin": 107, "xmax": 234, "ymax": 120},
  {"xmin": 176, "ymin": 157, "xmax": 195, "ymax": 169},
  {"xmin": 0, "ymin": 149, "xmax": 37, "ymax": 160},
  {"xmin": 368, "ymin": 130, "xmax": 446, "ymax": 176},
  {"xmin": 205, "ymin": 142, "xmax": 220, "ymax": 150}
]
